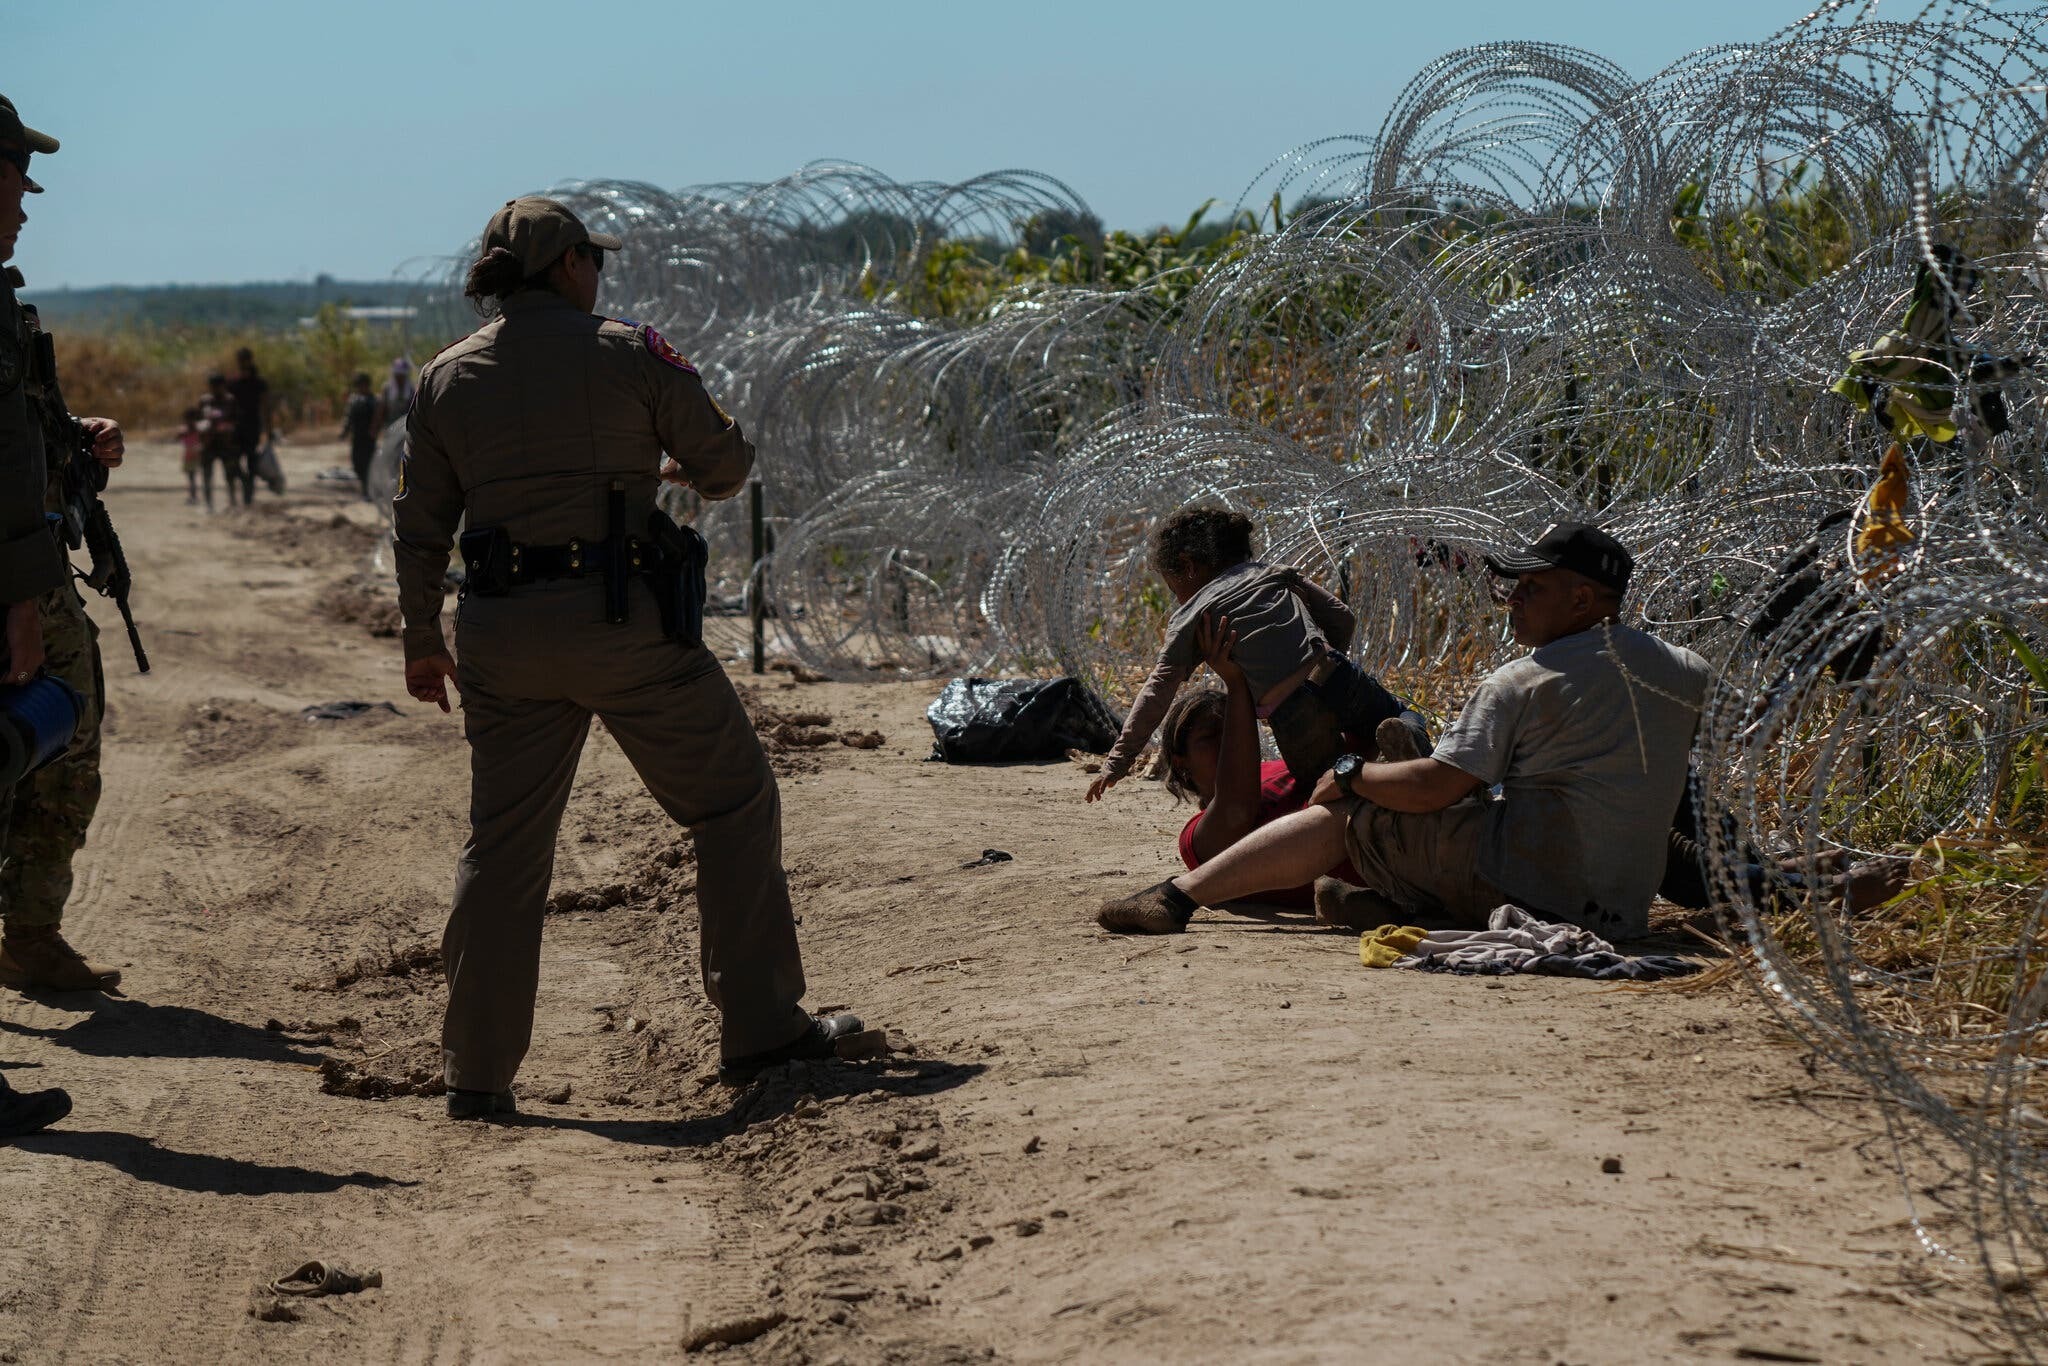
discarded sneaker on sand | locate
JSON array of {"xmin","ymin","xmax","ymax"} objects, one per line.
[{"xmin": 268, "ymin": 1261, "xmax": 383, "ymax": 1296}]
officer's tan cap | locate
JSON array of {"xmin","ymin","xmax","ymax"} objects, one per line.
[
  {"xmin": 0, "ymin": 95, "xmax": 58, "ymax": 195},
  {"xmin": 482, "ymin": 197, "xmax": 622, "ymax": 276}
]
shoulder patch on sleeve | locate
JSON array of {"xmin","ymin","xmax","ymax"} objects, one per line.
[{"xmin": 640, "ymin": 324, "xmax": 698, "ymax": 375}]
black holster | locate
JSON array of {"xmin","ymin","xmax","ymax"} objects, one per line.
[
  {"xmin": 646, "ymin": 509, "xmax": 708, "ymax": 648},
  {"xmin": 459, "ymin": 526, "xmax": 517, "ymax": 596}
]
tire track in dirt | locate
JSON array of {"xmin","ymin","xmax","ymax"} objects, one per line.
[{"xmin": 38, "ymin": 1090, "xmax": 179, "ymax": 1364}]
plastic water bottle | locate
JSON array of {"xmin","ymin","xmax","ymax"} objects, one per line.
[{"xmin": 0, "ymin": 676, "xmax": 84, "ymax": 788}]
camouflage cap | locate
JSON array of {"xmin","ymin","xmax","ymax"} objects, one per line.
[
  {"xmin": 0, "ymin": 95, "xmax": 57, "ymax": 194},
  {"xmin": 481, "ymin": 196, "xmax": 622, "ymax": 277}
]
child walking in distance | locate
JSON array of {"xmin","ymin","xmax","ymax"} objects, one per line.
[
  {"xmin": 1086, "ymin": 505, "xmax": 1424, "ymax": 803},
  {"xmin": 339, "ymin": 372, "xmax": 378, "ymax": 499}
]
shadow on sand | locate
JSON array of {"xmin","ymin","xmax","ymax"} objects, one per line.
[
  {"xmin": 0, "ymin": 995, "xmax": 331, "ymax": 1066},
  {"xmin": 12, "ymin": 1128, "xmax": 416, "ymax": 1196},
  {"xmin": 512, "ymin": 1056, "xmax": 988, "ymax": 1148}
]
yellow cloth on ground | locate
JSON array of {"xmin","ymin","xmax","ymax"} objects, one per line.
[{"xmin": 1359, "ymin": 924, "xmax": 1430, "ymax": 968}]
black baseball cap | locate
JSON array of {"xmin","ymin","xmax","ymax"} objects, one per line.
[
  {"xmin": 1485, "ymin": 521, "xmax": 1633, "ymax": 595},
  {"xmin": 0, "ymin": 95, "xmax": 56, "ymax": 194}
]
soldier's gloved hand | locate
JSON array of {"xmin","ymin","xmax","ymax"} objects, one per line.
[
  {"xmin": 405, "ymin": 652, "xmax": 459, "ymax": 714},
  {"xmin": 79, "ymin": 416, "xmax": 124, "ymax": 469},
  {"xmin": 3, "ymin": 598, "xmax": 45, "ymax": 684}
]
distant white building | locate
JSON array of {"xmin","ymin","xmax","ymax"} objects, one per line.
[{"xmin": 297, "ymin": 305, "xmax": 418, "ymax": 326}]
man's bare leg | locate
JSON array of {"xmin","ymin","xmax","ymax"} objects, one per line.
[
  {"xmin": 1175, "ymin": 804, "xmax": 1351, "ymax": 905},
  {"xmin": 1098, "ymin": 804, "xmax": 1353, "ymax": 934}
]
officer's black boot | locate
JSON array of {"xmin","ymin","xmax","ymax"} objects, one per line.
[
  {"xmin": 446, "ymin": 1088, "xmax": 518, "ymax": 1122},
  {"xmin": 719, "ymin": 1013, "xmax": 865, "ymax": 1085},
  {"xmin": 0, "ymin": 1073, "xmax": 72, "ymax": 1140}
]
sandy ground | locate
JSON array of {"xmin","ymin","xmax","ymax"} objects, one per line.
[{"xmin": 0, "ymin": 439, "xmax": 2018, "ymax": 1364}]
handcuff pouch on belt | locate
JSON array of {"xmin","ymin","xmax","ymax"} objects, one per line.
[{"xmin": 458, "ymin": 525, "xmax": 520, "ymax": 596}]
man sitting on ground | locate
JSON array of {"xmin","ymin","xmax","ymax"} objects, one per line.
[{"xmin": 1097, "ymin": 523, "xmax": 1710, "ymax": 939}]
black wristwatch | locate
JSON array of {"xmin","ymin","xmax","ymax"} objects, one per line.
[{"xmin": 1330, "ymin": 753, "xmax": 1364, "ymax": 793}]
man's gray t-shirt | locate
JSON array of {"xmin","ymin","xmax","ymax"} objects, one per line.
[{"xmin": 1431, "ymin": 624, "xmax": 1711, "ymax": 937}]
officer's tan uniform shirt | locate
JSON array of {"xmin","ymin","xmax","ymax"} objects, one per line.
[
  {"xmin": 0, "ymin": 269, "xmax": 70, "ymax": 604},
  {"xmin": 393, "ymin": 289, "xmax": 752, "ymax": 662}
]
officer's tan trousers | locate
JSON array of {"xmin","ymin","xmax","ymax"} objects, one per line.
[{"xmin": 444, "ymin": 582, "xmax": 811, "ymax": 1093}]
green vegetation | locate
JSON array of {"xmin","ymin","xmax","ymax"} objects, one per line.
[{"xmin": 906, "ymin": 202, "xmax": 1263, "ymax": 320}]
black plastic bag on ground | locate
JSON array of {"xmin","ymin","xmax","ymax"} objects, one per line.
[{"xmin": 925, "ymin": 677, "xmax": 1120, "ymax": 764}]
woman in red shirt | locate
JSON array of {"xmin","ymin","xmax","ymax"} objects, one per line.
[{"xmin": 1159, "ymin": 615, "xmax": 1372, "ymax": 915}]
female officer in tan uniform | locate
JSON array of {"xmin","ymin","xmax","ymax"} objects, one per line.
[{"xmin": 393, "ymin": 197, "xmax": 860, "ymax": 1120}]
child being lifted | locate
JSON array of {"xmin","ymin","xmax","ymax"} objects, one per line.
[{"xmin": 1086, "ymin": 505, "xmax": 1426, "ymax": 804}]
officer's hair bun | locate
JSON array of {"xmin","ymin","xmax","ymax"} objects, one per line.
[{"xmin": 463, "ymin": 246, "xmax": 529, "ymax": 308}]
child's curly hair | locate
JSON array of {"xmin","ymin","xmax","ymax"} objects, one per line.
[
  {"xmin": 1154, "ymin": 685, "xmax": 1227, "ymax": 805},
  {"xmin": 1152, "ymin": 505, "xmax": 1256, "ymax": 578}
]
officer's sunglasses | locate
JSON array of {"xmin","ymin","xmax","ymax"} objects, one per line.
[{"xmin": 577, "ymin": 242, "xmax": 606, "ymax": 272}]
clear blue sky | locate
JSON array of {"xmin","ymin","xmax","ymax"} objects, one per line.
[{"xmin": 17, "ymin": 0, "xmax": 1829, "ymax": 289}]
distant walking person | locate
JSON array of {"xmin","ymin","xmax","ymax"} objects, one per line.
[
  {"xmin": 339, "ymin": 372, "xmax": 378, "ymax": 499},
  {"xmin": 196, "ymin": 372, "xmax": 239, "ymax": 510},
  {"xmin": 393, "ymin": 196, "xmax": 864, "ymax": 1121},
  {"xmin": 376, "ymin": 356, "xmax": 415, "ymax": 430},
  {"xmin": 227, "ymin": 346, "xmax": 273, "ymax": 502}
]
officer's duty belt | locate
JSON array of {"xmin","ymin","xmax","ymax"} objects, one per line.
[
  {"xmin": 460, "ymin": 514, "xmax": 706, "ymax": 646},
  {"xmin": 499, "ymin": 537, "xmax": 646, "ymax": 586}
]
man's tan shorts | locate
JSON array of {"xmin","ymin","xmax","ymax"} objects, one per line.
[{"xmin": 1341, "ymin": 798, "xmax": 1507, "ymax": 925}]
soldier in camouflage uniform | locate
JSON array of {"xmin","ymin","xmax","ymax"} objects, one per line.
[
  {"xmin": 0, "ymin": 95, "xmax": 123, "ymax": 998},
  {"xmin": 0, "ymin": 93, "xmax": 105, "ymax": 1137},
  {"xmin": 0, "ymin": 475, "xmax": 110, "ymax": 991}
]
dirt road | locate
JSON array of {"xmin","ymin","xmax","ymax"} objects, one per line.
[{"xmin": 0, "ymin": 441, "xmax": 2010, "ymax": 1363}]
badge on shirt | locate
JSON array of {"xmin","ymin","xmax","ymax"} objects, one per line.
[{"xmin": 639, "ymin": 324, "xmax": 699, "ymax": 376}]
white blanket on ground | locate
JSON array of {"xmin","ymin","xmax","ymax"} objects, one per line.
[{"xmin": 1395, "ymin": 905, "xmax": 1617, "ymax": 972}]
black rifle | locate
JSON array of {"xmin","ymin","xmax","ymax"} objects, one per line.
[
  {"xmin": 58, "ymin": 416, "xmax": 150, "ymax": 674},
  {"xmin": 24, "ymin": 320, "xmax": 150, "ymax": 675}
]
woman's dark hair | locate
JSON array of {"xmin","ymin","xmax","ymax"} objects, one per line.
[
  {"xmin": 1152, "ymin": 504, "xmax": 1256, "ymax": 577},
  {"xmin": 462, "ymin": 245, "xmax": 553, "ymax": 313},
  {"xmin": 1155, "ymin": 685, "xmax": 1226, "ymax": 805}
]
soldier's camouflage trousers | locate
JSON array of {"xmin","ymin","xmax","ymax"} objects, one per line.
[{"xmin": 0, "ymin": 583, "xmax": 103, "ymax": 929}]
